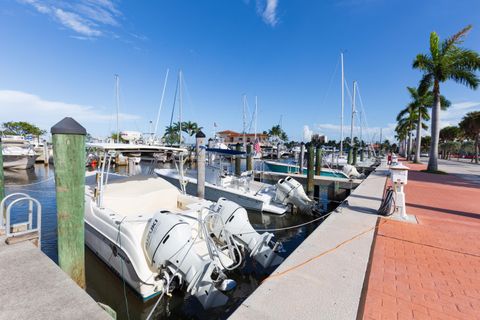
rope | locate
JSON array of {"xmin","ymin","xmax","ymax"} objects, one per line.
[
  {"xmin": 116, "ymin": 217, "xmax": 130, "ymax": 320},
  {"xmin": 261, "ymin": 219, "xmax": 388, "ymax": 284}
]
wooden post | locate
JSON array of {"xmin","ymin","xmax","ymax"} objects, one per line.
[
  {"xmin": 235, "ymin": 143, "xmax": 242, "ymax": 176},
  {"xmin": 315, "ymin": 146, "xmax": 322, "ymax": 176},
  {"xmin": 306, "ymin": 144, "xmax": 314, "ymax": 197},
  {"xmin": 43, "ymin": 141, "xmax": 49, "ymax": 166},
  {"xmin": 207, "ymin": 138, "xmax": 213, "ymax": 165},
  {"xmin": 368, "ymin": 148, "xmax": 371, "ymax": 159},
  {"xmin": 51, "ymin": 117, "xmax": 86, "ymax": 288},
  {"xmin": 360, "ymin": 146, "xmax": 364, "ymax": 162},
  {"xmin": 347, "ymin": 148, "xmax": 352, "ymax": 165},
  {"xmin": 246, "ymin": 143, "xmax": 253, "ymax": 171},
  {"xmin": 352, "ymin": 146, "xmax": 358, "ymax": 166},
  {"xmin": 196, "ymin": 131, "xmax": 206, "ymax": 199},
  {"xmin": 298, "ymin": 142, "xmax": 305, "ymax": 174},
  {"xmin": 0, "ymin": 138, "xmax": 4, "ymax": 201}
]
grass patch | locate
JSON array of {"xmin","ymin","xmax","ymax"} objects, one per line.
[{"xmin": 420, "ymin": 169, "xmax": 448, "ymax": 174}]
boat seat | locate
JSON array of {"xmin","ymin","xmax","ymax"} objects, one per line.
[{"xmin": 101, "ymin": 175, "xmax": 182, "ymax": 216}]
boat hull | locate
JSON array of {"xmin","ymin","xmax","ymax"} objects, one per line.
[
  {"xmin": 3, "ymin": 155, "xmax": 37, "ymax": 170},
  {"xmin": 158, "ymin": 173, "xmax": 286, "ymax": 214},
  {"xmin": 264, "ymin": 161, "xmax": 348, "ymax": 178}
]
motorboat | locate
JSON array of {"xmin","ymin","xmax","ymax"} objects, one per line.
[
  {"xmin": 156, "ymin": 148, "xmax": 318, "ymax": 215},
  {"xmin": 85, "ymin": 143, "xmax": 283, "ymax": 309},
  {"xmin": 263, "ymin": 160, "xmax": 349, "ymax": 179},
  {"xmin": 1, "ymin": 136, "xmax": 38, "ymax": 169}
]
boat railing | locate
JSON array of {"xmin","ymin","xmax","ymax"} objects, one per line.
[{"xmin": 0, "ymin": 193, "xmax": 42, "ymax": 246}]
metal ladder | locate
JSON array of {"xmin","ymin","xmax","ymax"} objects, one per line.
[{"xmin": 0, "ymin": 193, "xmax": 42, "ymax": 246}]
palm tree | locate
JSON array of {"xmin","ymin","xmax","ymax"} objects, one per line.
[
  {"xmin": 404, "ymin": 86, "xmax": 450, "ymax": 163},
  {"xmin": 459, "ymin": 111, "xmax": 480, "ymax": 163},
  {"xmin": 268, "ymin": 125, "xmax": 288, "ymax": 142},
  {"xmin": 413, "ymin": 25, "xmax": 480, "ymax": 171},
  {"xmin": 182, "ymin": 121, "xmax": 203, "ymax": 137},
  {"xmin": 396, "ymin": 105, "xmax": 427, "ymax": 160}
]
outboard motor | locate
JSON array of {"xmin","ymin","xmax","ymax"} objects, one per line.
[
  {"xmin": 144, "ymin": 211, "xmax": 229, "ymax": 309},
  {"xmin": 208, "ymin": 198, "xmax": 284, "ymax": 268},
  {"xmin": 342, "ymin": 164, "xmax": 365, "ymax": 179},
  {"xmin": 275, "ymin": 176, "xmax": 315, "ymax": 213}
]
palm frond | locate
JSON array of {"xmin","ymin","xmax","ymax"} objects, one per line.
[
  {"xmin": 412, "ymin": 53, "xmax": 433, "ymax": 71},
  {"xmin": 441, "ymin": 25, "xmax": 472, "ymax": 54},
  {"xmin": 449, "ymin": 68, "xmax": 480, "ymax": 90},
  {"xmin": 418, "ymin": 74, "xmax": 433, "ymax": 94}
]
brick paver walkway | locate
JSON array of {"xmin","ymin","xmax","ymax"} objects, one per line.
[{"xmin": 361, "ymin": 162, "xmax": 480, "ymax": 320}]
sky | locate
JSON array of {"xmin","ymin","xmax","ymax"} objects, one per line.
[{"xmin": 0, "ymin": 0, "xmax": 479, "ymax": 143}]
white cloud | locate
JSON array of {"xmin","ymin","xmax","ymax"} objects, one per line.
[
  {"xmin": 19, "ymin": 0, "xmax": 121, "ymax": 38},
  {"xmin": 439, "ymin": 101, "xmax": 480, "ymax": 128},
  {"xmin": 0, "ymin": 90, "xmax": 141, "ymax": 136},
  {"xmin": 315, "ymin": 123, "xmax": 397, "ymax": 142},
  {"xmin": 255, "ymin": 0, "xmax": 279, "ymax": 27}
]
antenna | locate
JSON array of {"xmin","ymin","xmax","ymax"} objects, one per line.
[
  {"xmin": 154, "ymin": 68, "xmax": 170, "ymax": 140},
  {"xmin": 179, "ymin": 69, "xmax": 183, "ymax": 145},
  {"xmin": 114, "ymin": 74, "xmax": 120, "ymax": 143},
  {"xmin": 340, "ymin": 52, "xmax": 344, "ymax": 156}
]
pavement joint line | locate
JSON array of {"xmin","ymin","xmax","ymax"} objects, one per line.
[{"xmin": 376, "ymin": 233, "xmax": 480, "ymax": 258}]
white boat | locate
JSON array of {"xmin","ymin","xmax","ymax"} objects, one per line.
[
  {"xmin": 156, "ymin": 149, "xmax": 319, "ymax": 215},
  {"xmin": 2, "ymin": 136, "xmax": 37, "ymax": 169},
  {"xmin": 85, "ymin": 143, "xmax": 283, "ymax": 309}
]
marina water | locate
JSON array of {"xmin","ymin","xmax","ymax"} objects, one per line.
[{"xmin": 5, "ymin": 162, "xmax": 341, "ymax": 320}]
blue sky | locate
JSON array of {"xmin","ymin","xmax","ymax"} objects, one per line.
[{"xmin": 1, "ymin": 0, "xmax": 479, "ymax": 142}]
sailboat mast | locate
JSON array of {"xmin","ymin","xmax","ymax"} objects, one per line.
[
  {"xmin": 350, "ymin": 80, "xmax": 357, "ymax": 145},
  {"xmin": 243, "ymin": 94, "xmax": 246, "ymax": 147},
  {"xmin": 340, "ymin": 52, "xmax": 344, "ymax": 156},
  {"xmin": 254, "ymin": 96, "xmax": 258, "ymax": 141},
  {"xmin": 115, "ymin": 74, "xmax": 120, "ymax": 143},
  {"xmin": 179, "ymin": 70, "xmax": 183, "ymax": 145},
  {"xmin": 154, "ymin": 68, "xmax": 170, "ymax": 140}
]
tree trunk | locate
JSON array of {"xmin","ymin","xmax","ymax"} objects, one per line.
[
  {"xmin": 427, "ymin": 81, "xmax": 441, "ymax": 171},
  {"xmin": 476, "ymin": 133, "xmax": 479, "ymax": 164},
  {"xmin": 414, "ymin": 111, "xmax": 422, "ymax": 163}
]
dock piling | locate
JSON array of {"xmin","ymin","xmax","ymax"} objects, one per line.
[
  {"xmin": 196, "ymin": 131, "xmax": 206, "ymax": 199},
  {"xmin": 315, "ymin": 146, "xmax": 322, "ymax": 176},
  {"xmin": 298, "ymin": 142, "xmax": 305, "ymax": 174},
  {"xmin": 360, "ymin": 146, "xmax": 364, "ymax": 162},
  {"xmin": 43, "ymin": 141, "xmax": 49, "ymax": 166},
  {"xmin": 235, "ymin": 143, "xmax": 242, "ymax": 176},
  {"xmin": 246, "ymin": 143, "xmax": 253, "ymax": 171},
  {"xmin": 306, "ymin": 144, "xmax": 314, "ymax": 197},
  {"xmin": 353, "ymin": 147, "xmax": 358, "ymax": 166},
  {"xmin": 51, "ymin": 117, "xmax": 87, "ymax": 289},
  {"xmin": 347, "ymin": 148, "xmax": 352, "ymax": 165}
]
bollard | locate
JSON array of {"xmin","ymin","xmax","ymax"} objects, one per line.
[
  {"xmin": 51, "ymin": 117, "xmax": 87, "ymax": 288},
  {"xmin": 347, "ymin": 148, "xmax": 352, "ymax": 165},
  {"xmin": 0, "ymin": 138, "xmax": 4, "ymax": 201},
  {"xmin": 196, "ymin": 131, "xmax": 206, "ymax": 199},
  {"xmin": 43, "ymin": 141, "xmax": 49, "ymax": 166},
  {"xmin": 298, "ymin": 142, "xmax": 305, "ymax": 174},
  {"xmin": 276, "ymin": 142, "xmax": 281, "ymax": 159},
  {"xmin": 315, "ymin": 146, "xmax": 322, "ymax": 176},
  {"xmin": 246, "ymin": 143, "xmax": 253, "ymax": 171},
  {"xmin": 306, "ymin": 145, "xmax": 314, "ymax": 197},
  {"xmin": 235, "ymin": 143, "xmax": 242, "ymax": 176},
  {"xmin": 352, "ymin": 147, "xmax": 358, "ymax": 166}
]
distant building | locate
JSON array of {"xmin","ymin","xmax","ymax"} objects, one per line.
[
  {"xmin": 311, "ymin": 134, "xmax": 328, "ymax": 144},
  {"xmin": 217, "ymin": 130, "xmax": 269, "ymax": 144}
]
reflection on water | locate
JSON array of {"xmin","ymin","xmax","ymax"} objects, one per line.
[{"xmin": 4, "ymin": 161, "xmax": 340, "ymax": 320}]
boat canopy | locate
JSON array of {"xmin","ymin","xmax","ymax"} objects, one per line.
[
  {"xmin": 87, "ymin": 143, "xmax": 188, "ymax": 153},
  {"xmin": 206, "ymin": 148, "xmax": 246, "ymax": 156}
]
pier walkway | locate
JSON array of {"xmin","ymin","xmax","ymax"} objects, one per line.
[
  {"xmin": 230, "ymin": 165, "xmax": 389, "ymax": 319},
  {"xmin": 0, "ymin": 236, "xmax": 111, "ymax": 320},
  {"xmin": 360, "ymin": 159, "xmax": 480, "ymax": 319}
]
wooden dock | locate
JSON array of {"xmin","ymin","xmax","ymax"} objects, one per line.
[{"xmin": 0, "ymin": 235, "xmax": 112, "ymax": 320}]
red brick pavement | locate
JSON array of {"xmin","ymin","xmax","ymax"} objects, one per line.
[{"xmin": 361, "ymin": 162, "xmax": 480, "ymax": 320}]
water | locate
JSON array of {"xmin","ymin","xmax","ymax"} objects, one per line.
[{"xmin": 4, "ymin": 162, "xmax": 341, "ymax": 320}]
